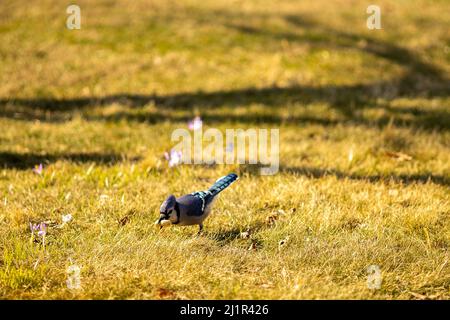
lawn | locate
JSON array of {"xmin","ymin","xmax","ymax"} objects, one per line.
[{"xmin": 0, "ymin": 0, "xmax": 449, "ymax": 299}]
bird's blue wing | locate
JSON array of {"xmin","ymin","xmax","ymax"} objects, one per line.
[{"xmin": 177, "ymin": 194, "xmax": 207, "ymax": 216}]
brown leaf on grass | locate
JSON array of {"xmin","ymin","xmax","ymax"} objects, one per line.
[
  {"xmin": 265, "ymin": 215, "xmax": 278, "ymax": 226},
  {"xmin": 240, "ymin": 231, "xmax": 251, "ymax": 239},
  {"xmin": 118, "ymin": 216, "xmax": 130, "ymax": 226},
  {"xmin": 248, "ymin": 240, "xmax": 260, "ymax": 251},
  {"xmin": 409, "ymin": 291, "xmax": 442, "ymax": 300},
  {"xmin": 341, "ymin": 218, "xmax": 362, "ymax": 231},
  {"xmin": 157, "ymin": 288, "xmax": 176, "ymax": 299},
  {"xmin": 260, "ymin": 282, "xmax": 274, "ymax": 289},
  {"xmin": 384, "ymin": 150, "xmax": 413, "ymax": 162},
  {"xmin": 265, "ymin": 210, "xmax": 285, "ymax": 226},
  {"xmin": 409, "ymin": 292, "xmax": 427, "ymax": 300},
  {"xmin": 118, "ymin": 209, "xmax": 136, "ymax": 227},
  {"xmin": 278, "ymin": 236, "xmax": 290, "ymax": 249}
]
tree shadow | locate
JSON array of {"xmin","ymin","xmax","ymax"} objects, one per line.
[
  {"xmin": 279, "ymin": 14, "xmax": 445, "ymax": 81},
  {"xmin": 2, "ymin": 84, "xmax": 448, "ymax": 131},
  {"xmin": 280, "ymin": 165, "xmax": 450, "ymax": 187},
  {"xmin": 0, "ymin": 151, "xmax": 140, "ymax": 170},
  {"xmin": 0, "ymin": 12, "xmax": 448, "ymax": 131}
]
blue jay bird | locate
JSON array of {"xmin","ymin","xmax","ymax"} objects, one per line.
[{"xmin": 156, "ymin": 173, "xmax": 238, "ymax": 232}]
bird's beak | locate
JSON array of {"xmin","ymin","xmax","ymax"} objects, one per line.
[
  {"xmin": 155, "ymin": 214, "xmax": 166, "ymax": 229},
  {"xmin": 155, "ymin": 216, "xmax": 163, "ymax": 226}
]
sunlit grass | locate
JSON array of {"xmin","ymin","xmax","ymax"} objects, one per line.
[{"xmin": 0, "ymin": 0, "xmax": 449, "ymax": 299}]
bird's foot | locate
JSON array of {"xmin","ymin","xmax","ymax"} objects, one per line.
[{"xmin": 196, "ymin": 224, "xmax": 204, "ymax": 236}]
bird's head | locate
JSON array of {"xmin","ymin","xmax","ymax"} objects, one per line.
[{"xmin": 155, "ymin": 194, "xmax": 177, "ymax": 228}]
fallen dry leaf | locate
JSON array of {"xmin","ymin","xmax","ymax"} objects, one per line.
[
  {"xmin": 265, "ymin": 210, "xmax": 285, "ymax": 225},
  {"xmin": 118, "ymin": 216, "xmax": 130, "ymax": 226},
  {"xmin": 384, "ymin": 150, "xmax": 413, "ymax": 162},
  {"xmin": 265, "ymin": 215, "xmax": 277, "ymax": 225},
  {"xmin": 260, "ymin": 282, "xmax": 274, "ymax": 289},
  {"xmin": 278, "ymin": 236, "xmax": 290, "ymax": 250},
  {"xmin": 157, "ymin": 288, "xmax": 176, "ymax": 299},
  {"xmin": 248, "ymin": 240, "xmax": 259, "ymax": 251},
  {"xmin": 240, "ymin": 231, "xmax": 250, "ymax": 239},
  {"xmin": 409, "ymin": 292, "xmax": 427, "ymax": 300},
  {"xmin": 118, "ymin": 209, "xmax": 136, "ymax": 227}
]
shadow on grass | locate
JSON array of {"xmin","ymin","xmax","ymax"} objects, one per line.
[
  {"xmin": 0, "ymin": 13, "xmax": 448, "ymax": 131},
  {"xmin": 280, "ymin": 165, "xmax": 450, "ymax": 187},
  {"xmin": 207, "ymin": 220, "xmax": 268, "ymax": 246},
  {"xmin": 1, "ymin": 84, "xmax": 449, "ymax": 131},
  {"xmin": 230, "ymin": 13, "xmax": 446, "ymax": 81},
  {"xmin": 0, "ymin": 151, "xmax": 140, "ymax": 170}
]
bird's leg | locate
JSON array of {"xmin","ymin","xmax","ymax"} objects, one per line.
[{"xmin": 197, "ymin": 223, "xmax": 204, "ymax": 235}]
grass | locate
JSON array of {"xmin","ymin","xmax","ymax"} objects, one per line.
[{"xmin": 0, "ymin": 0, "xmax": 449, "ymax": 299}]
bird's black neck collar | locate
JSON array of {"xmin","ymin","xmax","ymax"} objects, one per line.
[{"xmin": 173, "ymin": 202, "xmax": 180, "ymax": 224}]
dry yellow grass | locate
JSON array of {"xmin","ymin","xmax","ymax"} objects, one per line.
[{"xmin": 0, "ymin": 0, "xmax": 449, "ymax": 299}]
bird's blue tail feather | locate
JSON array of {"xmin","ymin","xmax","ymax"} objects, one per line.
[
  {"xmin": 208, "ymin": 173, "xmax": 238, "ymax": 197},
  {"xmin": 190, "ymin": 173, "xmax": 238, "ymax": 212}
]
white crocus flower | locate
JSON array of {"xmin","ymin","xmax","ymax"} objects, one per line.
[{"xmin": 62, "ymin": 214, "xmax": 73, "ymax": 224}]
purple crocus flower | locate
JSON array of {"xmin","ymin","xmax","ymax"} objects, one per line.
[
  {"xmin": 31, "ymin": 223, "xmax": 41, "ymax": 232},
  {"xmin": 30, "ymin": 222, "xmax": 39, "ymax": 234},
  {"xmin": 164, "ymin": 149, "xmax": 183, "ymax": 167},
  {"xmin": 30, "ymin": 222, "xmax": 47, "ymax": 237},
  {"xmin": 37, "ymin": 223, "xmax": 47, "ymax": 237},
  {"xmin": 188, "ymin": 116, "xmax": 202, "ymax": 130},
  {"xmin": 33, "ymin": 164, "xmax": 43, "ymax": 175}
]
